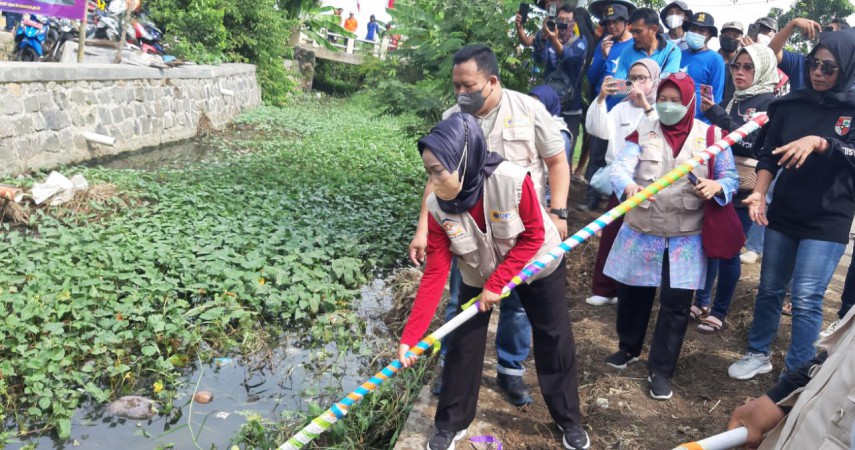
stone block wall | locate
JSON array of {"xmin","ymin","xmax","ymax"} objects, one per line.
[{"xmin": 0, "ymin": 63, "xmax": 261, "ymax": 176}]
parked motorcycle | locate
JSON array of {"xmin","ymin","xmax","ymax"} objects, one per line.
[
  {"xmin": 43, "ymin": 17, "xmax": 75, "ymax": 61},
  {"xmin": 13, "ymin": 15, "xmax": 49, "ymax": 61},
  {"xmin": 131, "ymin": 16, "xmax": 164, "ymax": 54}
]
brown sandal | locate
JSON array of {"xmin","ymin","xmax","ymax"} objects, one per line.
[
  {"xmin": 690, "ymin": 305, "xmax": 710, "ymax": 321},
  {"xmin": 696, "ymin": 315, "xmax": 727, "ymax": 334},
  {"xmin": 782, "ymin": 302, "xmax": 793, "ymax": 316}
]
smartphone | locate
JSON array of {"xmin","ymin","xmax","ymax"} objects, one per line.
[
  {"xmin": 701, "ymin": 84, "xmax": 714, "ymax": 102},
  {"xmin": 548, "ymin": 3, "xmax": 557, "ymax": 17},
  {"xmin": 613, "ymin": 79, "xmax": 633, "ymax": 96},
  {"xmin": 518, "ymin": 2, "xmax": 529, "ymax": 24},
  {"xmin": 687, "ymin": 172, "xmax": 699, "ymax": 185},
  {"xmin": 747, "ymin": 23, "xmax": 760, "ymax": 41}
]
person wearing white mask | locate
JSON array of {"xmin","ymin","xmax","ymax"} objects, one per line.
[
  {"xmin": 680, "ymin": 12, "xmax": 725, "ymax": 124},
  {"xmin": 659, "ymin": 1, "xmax": 692, "ymax": 51},
  {"xmin": 751, "ymin": 17, "xmax": 778, "ymax": 47}
]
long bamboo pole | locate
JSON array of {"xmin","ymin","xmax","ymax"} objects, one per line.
[{"xmin": 280, "ymin": 114, "xmax": 770, "ymax": 450}]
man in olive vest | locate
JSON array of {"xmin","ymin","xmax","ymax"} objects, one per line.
[
  {"xmin": 726, "ymin": 305, "xmax": 855, "ymax": 449},
  {"xmin": 408, "ymin": 44, "xmax": 571, "ymax": 405}
]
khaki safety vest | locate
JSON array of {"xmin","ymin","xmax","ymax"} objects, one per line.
[
  {"xmin": 426, "ymin": 162, "xmax": 562, "ymax": 288},
  {"xmin": 623, "ymin": 119, "xmax": 720, "ymax": 237},
  {"xmin": 445, "ymin": 90, "xmax": 549, "ymax": 204},
  {"xmin": 759, "ymin": 306, "xmax": 855, "ymax": 450}
]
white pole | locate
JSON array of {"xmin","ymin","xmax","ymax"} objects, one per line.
[
  {"xmin": 672, "ymin": 427, "xmax": 749, "ymax": 450},
  {"xmin": 82, "ymin": 131, "xmax": 116, "ymax": 146}
]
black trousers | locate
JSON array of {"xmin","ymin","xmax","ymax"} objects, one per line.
[
  {"xmin": 584, "ymin": 136, "xmax": 609, "ymax": 207},
  {"xmin": 435, "ymin": 260, "xmax": 581, "ymax": 431},
  {"xmin": 615, "ymin": 251, "xmax": 695, "ymax": 378}
]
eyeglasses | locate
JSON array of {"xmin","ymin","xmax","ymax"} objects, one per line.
[
  {"xmin": 729, "ymin": 63, "xmax": 755, "ymax": 72},
  {"xmin": 660, "ymin": 71, "xmax": 690, "ymax": 80},
  {"xmin": 628, "ymin": 75, "xmax": 650, "ymax": 82},
  {"xmin": 807, "ymin": 57, "xmax": 839, "ymax": 76}
]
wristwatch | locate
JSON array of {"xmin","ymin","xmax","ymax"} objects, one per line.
[{"xmin": 549, "ymin": 208, "xmax": 568, "ymax": 219}]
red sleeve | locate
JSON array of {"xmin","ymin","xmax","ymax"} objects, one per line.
[
  {"xmin": 483, "ymin": 176, "xmax": 545, "ymax": 294},
  {"xmin": 400, "ymin": 215, "xmax": 453, "ymax": 347}
]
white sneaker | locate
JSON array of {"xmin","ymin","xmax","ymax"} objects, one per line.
[
  {"xmin": 820, "ymin": 320, "xmax": 841, "ymax": 339},
  {"xmin": 728, "ymin": 352, "xmax": 773, "ymax": 380},
  {"xmin": 586, "ymin": 295, "xmax": 618, "ymax": 306},
  {"xmin": 740, "ymin": 251, "xmax": 760, "ymax": 264}
]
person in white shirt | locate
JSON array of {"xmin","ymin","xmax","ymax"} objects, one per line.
[{"xmin": 582, "ymin": 58, "xmax": 660, "ymax": 307}]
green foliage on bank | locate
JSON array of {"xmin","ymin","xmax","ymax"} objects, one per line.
[
  {"xmin": 0, "ymin": 96, "xmax": 424, "ymax": 443},
  {"xmin": 146, "ymin": 0, "xmax": 298, "ymax": 105}
]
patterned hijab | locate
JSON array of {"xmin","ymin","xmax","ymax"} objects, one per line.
[{"xmin": 726, "ymin": 44, "xmax": 780, "ymax": 113}]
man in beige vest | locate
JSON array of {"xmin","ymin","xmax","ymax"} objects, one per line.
[
  {"xmin": 408, "ymin": 44, "xmax": 570, "ymax": 405},
  {"xmin": 726, "ymin": 305, "xmax": 855, "ymax": 449}
]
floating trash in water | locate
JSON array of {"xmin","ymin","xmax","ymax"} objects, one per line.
[
  {"xmin": 215, "ymin": 411, "xmax": 231, "ymax": 420},
  {"xmin": 107, "ymin": 396, "xmax": 157, "ymax": 420},
  {"xmin": 194, "ymin": 391, "xmax": 214, "ymax": 404},
  {"xmin": 213, "ymin": 357, "xmax": 234, "ymax": 367}
]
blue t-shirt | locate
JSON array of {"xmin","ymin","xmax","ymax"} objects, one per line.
[
  {"xmin": 780, "ymin": 49, "xmax": 806, "ymax": 91},
  {"xmin": 614, "ymin": 36, "xmax": 681, "ymax": 80},
  {"xmin": 587, "ymin": 36, "xmax": 635, "ymax": 110},
  {"xmin": 680, "ymin": 48, "xmax": 725, "ymax": 124},
  {"xmin": 533, "ymin": 34, "xmax": 589, "ymax": 112}
]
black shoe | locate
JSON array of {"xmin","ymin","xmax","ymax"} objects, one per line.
[
  {"xmin": 605, "ymin": 351, "xmax": 639, "ymax": 370},
  {"xmin": 430, "ymin": 375, "xmax": 442, "ymax": 396},
  {"xmin": 496, "ymin": 373, "xmax": 533, "ymax": 406},
  {"xmin": 557, "ymin": 424, "xmax": 591, "ymax": 450},
  {"xmin": 425, "ymin": 428, "xmax": 466, "ymax": 450},
  {"xmin": 648, "ymin": 372, "xmax": 673, "ymax": 400}
]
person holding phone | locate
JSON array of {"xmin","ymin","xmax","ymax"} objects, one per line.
[
  {"xmin": 692, "ymin": 44, "xmax": 780, "ymax": 334},
  {"xmin": 679, "ymin": 12, "xmax": 725, "ymax": 124},
  {"xmin": 582, "ymin": 58, "xmax": 660, "ymax": 307},
  {"xmin": 603, "ymin": 72, "xmax": 738, "ymax": 400},
  {"xmin": 728, "ymin": 31, "xmax": 855, "ymax": 381},
  {"xmin": 768, "ymin": 17, "xmax": 851, "ymax": 91}
]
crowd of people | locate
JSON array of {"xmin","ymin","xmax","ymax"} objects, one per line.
[{"xmin": 396, "ymin": 0, "xmax": 855, "ymax": 449}]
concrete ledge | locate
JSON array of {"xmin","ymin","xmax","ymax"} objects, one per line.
[{"xmin": 0, "ymin": 62, "xmax": 257, "ymax": 83}]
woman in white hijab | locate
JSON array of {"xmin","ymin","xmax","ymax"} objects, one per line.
[{"xmin": 694, "ymin": 44, "xmax": 780, "ymax": 333}]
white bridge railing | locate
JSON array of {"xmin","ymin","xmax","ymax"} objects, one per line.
[{"xmin": 298, "ymin": 31, "xmax": 393, "ymax": 61}]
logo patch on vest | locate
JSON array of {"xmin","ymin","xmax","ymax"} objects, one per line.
[
  {"xmin": 836, "ymin": 116, "xmax": 852, "ymax": 136},
  {"xmin": 504, "ymin": 116, "xmax": 531, "ymax": 128},
  {"xmin": 694, "ymin": 136, "xmax": 707, "ymax": 150},
  {"xmin": 490, "ymin": 209, "xmax": 518, "ymax": 223},
  {"xmin": 441, "ymin": 218, "xmax": 465, "ymax": 239}
]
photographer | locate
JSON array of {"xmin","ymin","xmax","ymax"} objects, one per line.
[{"xmin": 532, "ymin": 4, "xmax": 589, "ymax": 147}]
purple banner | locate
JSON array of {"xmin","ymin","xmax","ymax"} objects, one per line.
[{"xmin": 0, "ymin": 0, "xmax": 86, "ymax": 20}]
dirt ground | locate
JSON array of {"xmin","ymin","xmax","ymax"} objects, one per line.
[{"xmin": 393, "ymin": 185, "xmax": 850, "ymax": 450}]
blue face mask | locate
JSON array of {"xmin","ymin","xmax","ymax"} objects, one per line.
[
  {"xmin": 656, "ymin": 101, "xmax": 690, "ymax": 126},
  {"xmin": 686, "ymin": 31, "xmax": 707, "ymax": 50}
]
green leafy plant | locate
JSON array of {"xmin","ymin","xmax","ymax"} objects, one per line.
[{"xmin": 0, "ymin": 95, "xmax": 425, "ymax": 443}]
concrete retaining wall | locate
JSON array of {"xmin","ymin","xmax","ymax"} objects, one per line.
[{"xmin": 0, "ymin": 62, "xmax": 261, "ymax": 176}]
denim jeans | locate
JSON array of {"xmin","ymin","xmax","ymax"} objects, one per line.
[
  {"xmin": 746, "ymin": 228, "xmax": 846, "ymax": 372},
  {"xmin": 736, "ymin": 207, "xmax": 764, "ymax": 254},
  {"xmin": 693, "ymin": 254, "xmax": 740, "ymax": 320},
  {"xmin": 441, "ymin": 258, "xmax": 532, "ymax": 375},
  {"xmin": 545, "ymin": 131, "xmax": 574, "ymax": 206}
]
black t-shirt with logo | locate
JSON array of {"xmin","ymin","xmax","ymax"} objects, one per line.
[{"xmin": 754, "ymin": 99, "xmax": 855, "ymax": 244}]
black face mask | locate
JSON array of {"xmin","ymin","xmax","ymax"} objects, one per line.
[{"xmin": 720, "ymin": 36, "xmax": 740, "ymax": 53}]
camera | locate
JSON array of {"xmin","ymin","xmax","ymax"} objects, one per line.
[{"xmin": 546, "ymin": 20, "xmax": 556, "ymax": 32}]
